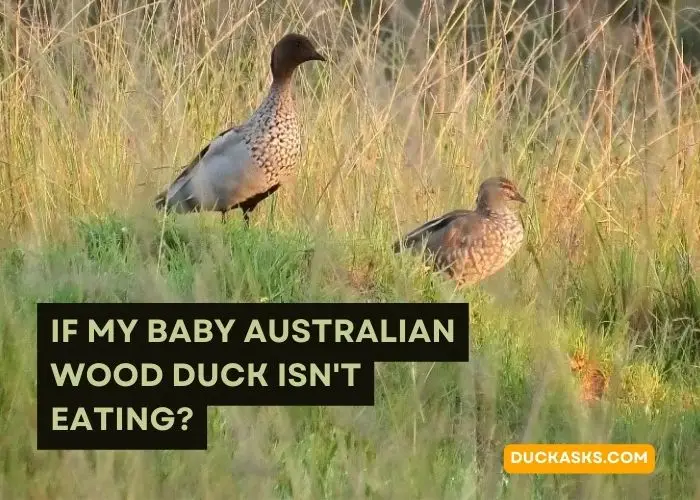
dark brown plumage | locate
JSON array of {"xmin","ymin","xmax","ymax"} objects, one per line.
[
  {"xmin": 154, "ymin": 33, "xmax": 326, "ymax": 225},
  {"xmin": 394, "ymin": 177, "xmax": 527, "ymax": 286}
]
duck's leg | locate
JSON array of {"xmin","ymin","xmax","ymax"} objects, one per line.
[
  {"xmin": 236, "ymin": 185, "xmax": 280, "ymax": 230},
  {"xmin": 240, "ymin": 200, "xmax": 259, "ymax": 229},
  {"xmin": 221, "ymin": 210, "xmax": 228, "ymax": 224}
]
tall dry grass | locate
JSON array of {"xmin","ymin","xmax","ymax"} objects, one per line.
[{"xmin": 0, "ymin": 0, "xmax": 699, "ymax": 498}]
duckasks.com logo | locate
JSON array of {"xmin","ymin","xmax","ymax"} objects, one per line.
[{"xmin": 504, "ymin": 444, "xmax": 656, "ymax": 474}]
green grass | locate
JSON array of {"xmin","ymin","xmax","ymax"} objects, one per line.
[{"xmin": 1, "ymin": 0, "xmax": 700, "ymax": 498}]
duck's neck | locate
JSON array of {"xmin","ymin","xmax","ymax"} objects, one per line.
[
  {"xmin": 477, "ymin": 205, "xmax": 517, "ymax": 219},
  {"xmin": 258, "ymin": 77, "xmax": 295, "ymax": 116},
  {"xmin": 270, "ymin": 76, "xmax": 293, "ymax": 93}
]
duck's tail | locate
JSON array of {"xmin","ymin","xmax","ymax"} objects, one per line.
[{"xmin": 154, "ymin": 190, "xmax": 168, "ymax": 211}]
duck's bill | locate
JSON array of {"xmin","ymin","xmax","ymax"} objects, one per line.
[{"xmin": 310, "ymin": 51, "xmax": 326, "ymax": 62}]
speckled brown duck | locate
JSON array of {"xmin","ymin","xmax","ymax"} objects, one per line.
[
  {"xmin": 393, "ymin": 177, "xmax": 527, "ymax": 286},
  {"xmin": 570, "ymin": 351, "xmax": 608, "ymax": 405},
  {"xmin": 154, "ymin": 33, "xmax": 326, "ymax": 225}
]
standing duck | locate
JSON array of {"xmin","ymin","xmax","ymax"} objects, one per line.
[{"xmin": 154, "ymin": 33, "xmax": 326, "ymax": 225}]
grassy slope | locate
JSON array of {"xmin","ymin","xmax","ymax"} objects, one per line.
[{"xmin": 1, "ymin": 1, "xmax": 699, "ymax": 498}]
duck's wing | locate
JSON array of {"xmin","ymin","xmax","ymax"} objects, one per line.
[
  {"xmin": 426, "ymin": 212, "xmax": 491, "ymax": 265},
  {"xmin": 393, "ymin": 209, "xmax": 475, "ymax": 253},
  {"xmin": 154, "ymin": 125, "xmax": 257, "ymax": 213}
]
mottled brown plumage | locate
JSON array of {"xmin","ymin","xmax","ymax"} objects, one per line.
[
  {"xmin": 570, "ymin": 352, "xmax": 608, "ymax": 404},
  {"xmin": 394, "ymin": 177, "xmax": 527, "ymax": 286},
  {"xmin": 154, "ymin": 33, "xmax": 326, "ymax": 225}
]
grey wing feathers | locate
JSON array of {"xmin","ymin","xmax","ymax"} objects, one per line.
[
  {"xmin": 393, "ymin": 209, "xmax": 473, "ymax": 253},
  {"xmin": 154, "ymin": 125, "xmax": 245, "ymax": 213},
  {"xmin": 154, "ymin": 142, "xmax": 212, "ymax": 212}
]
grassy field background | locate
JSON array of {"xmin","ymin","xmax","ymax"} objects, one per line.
[{"xmin": 1, "ymin": 0, "xmax": 699, "ymax": 498}]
